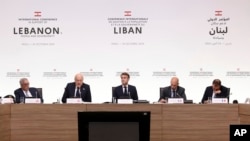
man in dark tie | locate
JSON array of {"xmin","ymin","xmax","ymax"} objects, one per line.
[
  {"xmin": 14, "ymin": 78, "xmax": 43, "ymax": 103},
  {"xmin": 159, "ymin": 77, "xmax": 187, "ymax": 103},
  {"xmin": 201, "ymin": 79, "xmax": 229, "ymax": 104},
  {"xmin": 62, "ymin": 73, "xmax": 92, "ymax": 103},
  {"xmin": 113, "ymin": 72, "xmax": 138, "ymax": 100}
]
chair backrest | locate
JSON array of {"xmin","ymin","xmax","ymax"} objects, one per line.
[
  {"xmin": 226, "ymin": 87, "xmax": 230, "ymax": 102},
  {"xmin": 36, "ymin": 88, "xmax": 43, "ymax": 98},
  {"xmin": 112, "ymin": 87, "xmax": 116, "ymax": 102},
  {"xmin": 160, "ymin": 87, "xmax": 165, "ymax": 98},
  {"xmin": 112, "ymin": 87, "xmax": 116, "ymax": 96}
]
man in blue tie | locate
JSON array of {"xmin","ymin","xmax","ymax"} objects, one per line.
[
  {"xmin": 158, "ymin": 77, "xmax": 187, "ymax": 103},
  {"xmin": 113, "ymin": 72, "xmax": 138, "ymax": 100},
  {"xmin": 62, "ymin": 73, "xmax": 92, "ymax": 103}
]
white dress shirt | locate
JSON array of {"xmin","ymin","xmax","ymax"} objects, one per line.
[
  {"xmin": 171, "ymin": 89, "xmax": 176, "ymax": 98},
  {"xmin": 74, "ymin": 87, "xmax": 81, "ymax": 97},
  {"xmin": 212, "ymin": 92, "xmax": 216, "ymax": 98},
  {"xmin": 122, "ymin": 85, "xmax": 129, "ymax": 93},
  {"xmin": 23, "ymin": 90, "xmax": 32, "ymax": 97}
]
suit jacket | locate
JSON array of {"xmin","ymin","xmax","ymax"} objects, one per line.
[
  {"xmin": 62, "ymin": 82, "xmax": 92, "ymax": 103},
  {"xmin": 159, "ymin": 86, "xmax": 187, "ymax": 101},
  {"xmin": 14, "ymin": 87, "xmax": 43, "ymax": 103},
  {"xmin": 201, "ymin": 85, "xmax": 229, "ymax": 103},
  {"xmin": 113, "ymin": 85, "xmax": 138, "ymax": 100}
]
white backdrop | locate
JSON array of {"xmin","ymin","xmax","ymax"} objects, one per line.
[{"xmin": 0, "ymin": 0, "xmax": 250, "ymax": 103}]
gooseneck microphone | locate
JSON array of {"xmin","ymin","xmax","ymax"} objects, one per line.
[
  {"xmin": 128, "ymin": 92, "xmax": 131, "ymax": 99},
  {"xmin": 176, "ymin": 92, "xmax": 182, "ymax": 98},
  {"xmin": 36, "ymin": 90, "xmax": 42, "ymax": 98},
  {"xmin": 35, "ymin": 90, "xmax": 42, "ymax": 103}
]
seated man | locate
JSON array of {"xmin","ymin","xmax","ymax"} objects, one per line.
[
  {"xmin": 201, "ymin": 79, "xmax": 229, "ymax": 104},
  {"xmin": 113, "ymin": 72, "xmax": 138, "ymax": 100},
  {"xmin": 62, "ymin": 73, "xmax": 92, "ymax": 103},
  {"xmin": 14, "ymin": 78, "xmax": 43, "ymax": 103},
  {"xmin": 159, "ymin": 77, "xmax": 187, "ymax": 103}
]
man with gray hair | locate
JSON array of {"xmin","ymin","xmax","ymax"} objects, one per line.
[
  {"xmin": 14, "ymin": 78, "xmax": 43, "ymax": 103},
  {"xmin": 62, "ymin": 73, "xmax": 92, "ymax": 103}
]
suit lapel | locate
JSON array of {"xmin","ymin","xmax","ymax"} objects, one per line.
[
  {"xmin": 176, "ymin": 87, "xmax": 180, "ymax": 96},
  {"xmin": 168, "ymin": 88, "xmax": 172, "ymax": 97},
  {"xmin": 71, "ymin": 84, "xmax": 76, "ymax": 97},
  {"xmin": 29, "ymin": 89, "xmax": 33, "ymax": 97},
  {"xmin": 120, "ymin": 85, "xmax": 123, "ymax": 96},
  {"xmin": 29, "ymin": 88, "xmax": 36, "ymax": 97},
  {"xmin": 20, "ymin": 90, "xmax": 26, "ymax": 97},
  {"xmin": 80, "ymin": 85, "xmax": 85, "ymax": 96},
  {"xmin": 210, "ymin": 87, "xmax": 214, "ymax": 97}
]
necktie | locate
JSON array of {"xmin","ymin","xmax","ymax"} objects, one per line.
[
  {"xmin": 76, "ymin": 87, "xmax": 80, "ymax": 97},
  {"xmin": 124, "ymin": 86, "xmax": 128, "ymax": 95},
  {"xmin": 173, "ymin": 90, "xmax": 176, "ymax": 98}
]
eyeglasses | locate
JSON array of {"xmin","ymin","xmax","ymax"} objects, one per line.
[{"xmin": 22, "ymin": 83, "xmax": 29, "ymax": 85}]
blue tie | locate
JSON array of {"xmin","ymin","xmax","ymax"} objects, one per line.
[
  {"xmin": 124, "ymin": 86, "xmax": 128, "ymax": 95},
  {"xmin": 76, "ymin": 87, "xmax": 80, "ymax": 97},
  {"xmin": 173, "ymin": 90, "xmax": 176, "ymax": 98}
]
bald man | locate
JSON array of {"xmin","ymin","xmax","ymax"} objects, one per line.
[
  {"xmin": 62, "ymin": 73, "xmax": 92, "ymax": 103},
  {"xmin": 159, "ymin": 77, "xmax": 187, "ymax": 103}
]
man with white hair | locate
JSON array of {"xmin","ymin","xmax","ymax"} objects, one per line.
[
  {"xmin": 62, "ymin": 73, "xmax": 92, "ymax": 103},
  {"xmin": 14, "ymin": 78, "xmax": 43, "ymax": 103}
]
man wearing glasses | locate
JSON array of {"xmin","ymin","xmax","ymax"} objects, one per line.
[{"xmin": 14, "ymin": 78, "xmax": 43, "ymax": 103}]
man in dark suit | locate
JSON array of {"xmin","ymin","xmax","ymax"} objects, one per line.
[
  {"xmin": 113, "ymin": 72, "xmax": 138, "ymax": 101},
  {"xmin": 201, "ymin": 79, "xmax": 229, "ymax": 104},
  {"xmin": 62, "ymin": 73, "xmax": 91, "ymax": 103},
  {"xmin": 14, "ymin": 78, "xmax": 43, "ymax": 103},
  {"xmin": 159, "ymin": 77, "xmax": 187, "ymax": 103}
]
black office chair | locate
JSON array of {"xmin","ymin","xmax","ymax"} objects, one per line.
[
  {"xmin": 233, "ymin": 99, "xmax": 238, "ymax": 104},
  {"xmin": 112, "ymin": 87, "xmax": 116, "ymax": 103},
  {"xmin": 159, "ymin": 87, "xmax": 165, "ymax": 100},
  {"xmin": 36, "ymin": 88, "xmax": 43, "ymax": 98},
  {"xmin": 226, "ymin": 87, "xmax": 230, "ymax": 103},
  {"xmin": 36, "ymin": 88, "xmax": 44, "ymax": 103}
]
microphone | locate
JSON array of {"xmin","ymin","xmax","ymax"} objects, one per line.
[
  {"xmin": 79, "ymin": 87, "xmax": 82, "ymax": 100},
  {"xmin": 176, "ymin": 92, "xmax": 182, "ymax": 98},
  {"xmin": 35, "ymin": 90, "xmax": 42, "ymax": 103},
  {"xmin": 75, "ymin": 87, "xmax": 81, "ymax": 98},
  {"xmin": 245, "ymin": 98, "xmax": 250, "ymax": 104},
  {"xmin": 128, "ymin": 92, "xmax": 131, "ymax": 99}
]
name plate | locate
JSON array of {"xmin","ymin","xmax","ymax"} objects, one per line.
[
  {"xmin": 25, "ymin": 98, "xmax": 41, "ymax": 104},
  {"xmin": 66, "ymin": 98, "xmax": 82, "ymax": 104},
  {"xmin": 212, "ymin": 98, "xmax": 228, "ymax": 104},
  {"xmin": 117, "ymin": 99, "xmax": 133, "ymax": 104},
  {"xmin": 2, "ymin": 98, "xmax": 14, "ymax": 104},
  {"xmin": 168, "ymin": 98, "xmax": 184, "ymax": 104}
]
